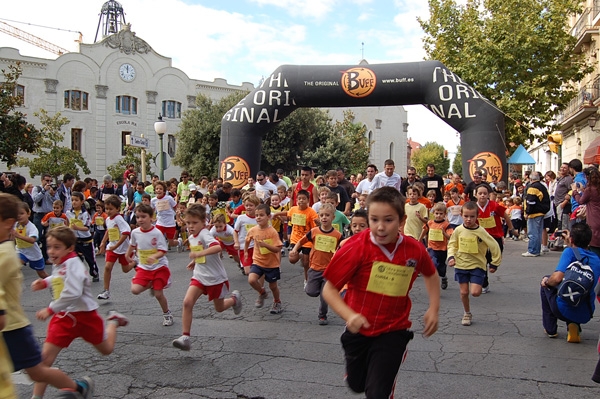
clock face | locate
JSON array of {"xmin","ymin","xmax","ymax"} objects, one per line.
[{"xmin": 119, "ymin": 63, "xmax": 136, "ymax": 82}]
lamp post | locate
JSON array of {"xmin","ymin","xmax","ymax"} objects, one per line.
[{"xmin": 154, "ymin": 113, "xmax": 167, "ymax": 181}]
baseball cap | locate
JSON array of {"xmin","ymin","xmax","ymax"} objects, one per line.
[{"xmin": 189, "ymin": 183, "xmax": 197, "ymax": 191}]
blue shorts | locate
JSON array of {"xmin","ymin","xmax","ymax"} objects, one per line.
[
  {"xmin": 249, "ymin": 264, "xmax": 281, "ymax": 283},
  {"xmin": 454, "ymin": 268, "xmax": 485, "ymax": 285},
  {"xmin": 19, "ymin": 253, "xmax": 46, "ymax": 271},
  {"xmin": 3, "ymin": 325, "xmax": 42, "ymax": 371}
]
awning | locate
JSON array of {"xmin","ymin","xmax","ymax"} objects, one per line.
[
  {"xmin": 584, "ymin": 136, "xmax": 600, "ymax": 165},
  {"xmin": 507, "ymin": 144, "xmax": 536, "ymax": 164}
]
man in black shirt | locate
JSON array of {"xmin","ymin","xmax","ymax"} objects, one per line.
[{"xmin": 420, "ymin": 164, "xmax": 445, "ymax": 203}]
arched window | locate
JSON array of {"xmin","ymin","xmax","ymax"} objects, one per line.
[
  {"xmin": 389, "ymin": 142, "xmax": 394, "ymax": 159},
  {"xmin": 368, "ymin": 131, "xmax": 373, "ymax": 156}
]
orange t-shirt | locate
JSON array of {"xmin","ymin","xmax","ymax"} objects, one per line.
[
  {"xmin": 444, "ymin": 182, "xmax": 464, "ymax": 195},
  {"xmin": 287, "ymin": 206, "xmax": 318, "ymax": 247},
  {"xmin": 297, "ymin": 227, "xmax": 342, "ymax": 272},
  {"xmin": 423, "ymin": 219, "xmax": 451, "ymax": 251},
  {"xmin": 246, "ymin": 225, "xmax": 283, "ymax": 268}
]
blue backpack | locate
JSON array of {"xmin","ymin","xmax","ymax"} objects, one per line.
[{"xmin": 557, "ymin": 247, "xmax": 595, "ymax": 308}]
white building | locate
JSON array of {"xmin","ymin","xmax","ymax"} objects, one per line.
[{"xmin": 0, "ymin": 23, "xmax": 254, "ymax": 181}]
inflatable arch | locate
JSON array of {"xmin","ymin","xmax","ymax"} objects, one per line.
[{"xmin": 219, "ymin": 61, "xmax": 505, "ymax": 188}]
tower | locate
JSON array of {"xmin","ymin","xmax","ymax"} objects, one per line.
[{"xmin": 95, "ymin": 0, "xmax": 127, "ymax": 42}]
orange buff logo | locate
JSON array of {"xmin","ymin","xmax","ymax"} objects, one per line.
[
  {"xmin": 341, "ymin": 67, "xmax": 376, "ymax": 98},
  {"xmin": 468, "ymin": 152, "xmax": 503, "ymax": 182},
  {"xmin": 220, "ymin": 156, "xmax": 251, "ymax": 189}
]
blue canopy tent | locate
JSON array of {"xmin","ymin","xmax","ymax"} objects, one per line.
[{"xmin": 507, "ymin": 144, "xmax": 536, "ymax": 165}]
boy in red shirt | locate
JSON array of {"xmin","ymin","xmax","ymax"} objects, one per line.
[{"xmin": 322, "ymin": 187, "xmax": 440, "ymax": 399}]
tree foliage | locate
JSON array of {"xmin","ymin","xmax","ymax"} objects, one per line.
[
  {"xmin": 419, "ymin": 0, "xmax": 591, "ymax": 147},
  {"xmin": 452, "ymin": 145, "xmax": 462, "ymax": 175},
  {"xmin": 411, "ymin": 142, "xmax": 450, "ymax": 176},
  {"xmin": 0, "ymin": 63, "xmax": 41, "ymax": 167},
  {"xmin": 107, "ymin": 146, "xmax": 155, "ymax": 184},
  {"xmin": 18, "ymin": 109, "xmax": 90, "ymax": 180}
]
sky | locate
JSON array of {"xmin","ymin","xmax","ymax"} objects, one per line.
[{"xmin": 1, "ymin": 0, "xmax": 461, "ymax": 156}]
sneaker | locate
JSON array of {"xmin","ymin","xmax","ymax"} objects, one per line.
[
  {"xmin": 545, "ymin": 329, "xmax": 558, "ymax": 338},
  {"xmin": 303, "ymin": 280, "xmax": 307, "ymax": 290},
  {"xmin": 521, "ymin": 252, "xmax": 539, "ymax": 257},
  {"xmin": 441, "ymin": 277, "xmax": 448, "ymax": 290},
  {"xmin": 281, "ymin": 248, "xmax": 286, "ymax": 257},
  {"xmin": 177, "ymin": 238, "xmax": 183, "ymax": 253},
  {"xmin": 270, "ymin": 301, "xmax": 282, "ymax": 314},
  {"xmin": 567, "ymin": 323, "xmax": 580, "ymax": 343},
  {"xmin": 318, "ymin": 317, "xmax": 328, "ymax": 325},
  {"xmin": 97, "ymin": 289, "xmax": 110, "ymax": 300},
  {"xmin": 541, "ymin": 245, "xmax": 549, "ymax": 253},
  {"xmin": 231, "ymin": 290, "xmax": 243, "ymax": 315},
  {"xmin": 92, "ymin": 275, "xmax": 100, "ymax": 283},
  {"xmin": 163, "ymin": 311, "xmax": 174, "ymax": 326},
  {"xmin": 482, "ymin": 285, "xmax": 489, "ymax": 294},
  {"xmin": 75, "ymin": 376, "xmax": 94, "ymax": 399},
  {"xmin": 172, "ymin": 335, "xmax": 191, "ymax": 351},
  {"xmin": 461, "ymin": 312, "xmax": 472, "ymax": 326},
  {"xmin": 255, "ymin": 290, "xmax": 269, "ymax": 308},
  {"xmin": 107, "ymin": 310, "xmax": 129, "ymax": 327}
]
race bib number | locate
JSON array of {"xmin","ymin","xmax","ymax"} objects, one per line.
[
  {"xmin": 187, "ymin": 198, "xmax": 196, "ymax": 206},
  {"xmin": 219, "ymin": 235, "xmax": 234, "ymax": 245},
  {"xmin": 428, "ymin": 228, "xmax": 443, "ymax": 242},
  {"xmin": 245, "ymin": 224, "xmax": 257, "ymax": 232},
  {"xmin": 427, "ymin": 181, "xmax": 438, "ymax": 189},
  {"xmin": 15, "ymin": 226, "xmax": 33, "ymax": 248},
  {"xmin": 450, "ymin": 206, "xmax": 461, "ymax": 216},
  {"xmin": 181, "ymin": 189, "xmax": 190, "ymax": 199},
  {"xmin": 258, "ymin": 239, "xmax": 273, "ymax": 255},
  {"xmin": 138, "ymin": 248, "xmax": 158, "ymax": 265},
  {"xmin": 108, "ymin": 227, "xmax": 120, "ymax": 242},
  {"xmin": 102, "ymin": 194, "xmax": 111, "ymax": 201},
  {"xmin": 314, "ymin": 235, "xmax": 337, "ymax": 253},
  {"xmin": 51, "ymin": 277, "xmax": 65, "ymax": 300},
  {"xmin": 479, "ymin": 216, "xmax": 496, "ymax": 229},
  {"xmin": 49, "ymin": 222, "xmax": 64, "ymax": 230},
  {"xmin": 70, "ymin": 218, "xmax": 84, "ymax": 227},
  {"xmin": 459, "ymin": 236, "xmax": 478, "ymax": 253},
  {"xmin": 291, "ymin": 213, "xmax": 307, "ymax": 226},
  {"xmin": 191, "ymin": 244, "xmax": 205, "ymax": 263},
  {"xmin": 156, "ymin": 200, "xmax": 170, "ymax": 212},
  {"xmin": 366, "ymin": 261, "xmax": 414, "ymax": 297},
  {"xmin": 95, "ymin": 217, "xmax": 105, "ymax": 226}
]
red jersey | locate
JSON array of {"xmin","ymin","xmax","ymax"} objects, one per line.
[
  {"xmin": 476, "ymin": 200, "xmax": 506, "ymax": 238},
  {"xmin": 324, "ymin": 229, "xmax": 436, "ymax": 337},
  {"xmin": 292, "ymin": 182, "xmax": 316, "ymax": 207}
]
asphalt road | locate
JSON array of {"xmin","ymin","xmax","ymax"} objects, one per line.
[{"xmin": 12, "ymin": 238, "xmax": 600, "ymax": 398}]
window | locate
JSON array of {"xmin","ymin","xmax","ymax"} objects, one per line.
[
  {"xmin": 121, "ymin": 131, "xmax": 131, "ymax": 156},
  {"xmin": 368, "ymin": 131, "xmax": 373, "ymax": 157},
  {"xmin": 162, "ymin": 100, "xmax": 182, "ymax": 118},
  {"xmin": 1, "ymin": 84, "xmax": 25, "ymax": 106},
  {"xmin": 71, "ymin": 128, "xmax": 82, "ymax": 153},
  {"xmin": 15, "ymin": 84, "xmax": 24, "ymax": 106},
  {"xmin": 375, "ymin": 119, "xmax": 382, "ymax": 129},
  {"xmin": 389, "ymin": 142, "xmax": 394, "ymax": 159},
  {"xmin": 64, "ymin": 90, "xmax": 89, "ymax": 110},
  {"xmin": 115, "ymin": 95, "xmax": 138, "ymax": 115}
]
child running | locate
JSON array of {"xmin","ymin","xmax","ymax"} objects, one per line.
[
  {"xmin": 67, "ymin": 191, "xmax": 100, "ymax": 282},
  {"xmin": 322, "ymin": 187, "xmax": 440, "ymax": 399},
  {"xmin": 245, "ymin": 204, "xmax": 284, "ymax": 313},
  {"xmin": 126, "ymin": 204, "xmax": 174, "ymax": 326},
  {"xmin": 290, "ymin": 203, "xmax": 342, "ymax": 325},
  {"xmin": 30, "ymin": 226, "xmax": 129, "ymax": 398},
  {"xmin": 98, "ymin": 195, "xmax": 133, "ymax": 300},
  {"xmin": 447, "ymin": 201, "xmax": 502, "ymax": 326},
  {"xmin": 92, "ymin": 200, "xmax": 108, "ymax": 253},
  {"xmin": 41, "ymin": 200, "xmax": 68, "ymax": 231},
  {"xmin": 0, "ymin": 194, "xmax": 96, "ymax": 399},
  {"xmin": 210, "ymin": 213, "xmax": 241, "ymax": 266},
  {"xmin": 151, "ymin": 181, "xmax": 180, "ymax": 249},
  {"xmin": 420, "ymin": 203, "xmax": 452, "ymax": 290},
  {"xmin": 14, "ymin": 202, "xmax": 48, "ymax": 278},
  {"xmin": 172, "ymin": 204, "xmax": 242, "ymax": 351},
  {"xmin": 234, "ymin": 195, "xmax": 259, "ymax": 275},
  {"xmin": 404, "ymin": 185, "xmax": 428, "ymax": 240}
]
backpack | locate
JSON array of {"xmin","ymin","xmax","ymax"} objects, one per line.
[{"xmin": 557, "ymin": 247, "xmax": 595, "ymax": 308}]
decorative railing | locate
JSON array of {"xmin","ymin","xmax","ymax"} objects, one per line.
[
  {"xmin": 571, "ymin": 7, "xmax": 593, "ymax": 38},
  {"xmin": 556, "ymin": 85, "xmax": 596, "ymax": 124}
]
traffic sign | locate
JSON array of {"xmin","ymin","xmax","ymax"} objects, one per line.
[{"xmin": 125, "ymin": 135, "xmax": 149, "ymax": 149}]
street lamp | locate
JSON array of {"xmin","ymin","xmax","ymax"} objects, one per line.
[{"xmin": 154, "ymin": 113, "xmax": 167, "ymax": 180}]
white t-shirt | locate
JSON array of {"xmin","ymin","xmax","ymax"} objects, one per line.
[
  {"xmin": 234, "ymin": 214, "xmax": 257, "ymax": 249},
  {"xmin": 66, "ymin": 210, "xmax": 92, "ymax": 239},
  {"xmin": 210, "ymin": 224, "xmax": 236, "ymax": 247},
  {"xmin": 189, "ymin": 229, "xmax": 228, "ymax": 286},
  {"xmin": 312, "ymin": 201, "xmax": 323, "ymax": 213},
  {"xmin": 106, "ymin": 214, "xmax": 131, "ymax": 254},
  {"xmin": 129, "ymin": 226, "xmax": 169, "ymax": 271},
  {"xmin": 151, "ymin": 195, "xmax": 177, "ymax": 227},
  {"xmin": 370, "ymin": 172, "xmax": 402, "ymax": 191},
  {"xmin": 15, "ymin": 221, "xmax": 43, "ymax": 261},
  {"xmin": 255, "ymin": 181, "xmax": 277, "ymax": 201},
  {"xmin": 44, "ymin": 252, "xmax": 98, "ymax": 313},
  {"xmin": 355, "ymin": 178, "xmax": 374, "ymax": 195}
]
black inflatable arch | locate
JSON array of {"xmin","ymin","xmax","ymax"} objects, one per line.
[{"xmin": 219, "ymin": 61, "xmax": 505, "ymax": 188}]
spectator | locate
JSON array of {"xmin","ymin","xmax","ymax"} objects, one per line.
[
  {"xmin": 522, "ymin": 172, "xmax": 550, "ymax": 257},
  {"xmin": 571, "ymin": 167, "xmax": 600, "ymax": 257}
]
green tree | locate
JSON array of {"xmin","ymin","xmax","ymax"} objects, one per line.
[
  {"xmin": 18, "ymin": 109, "xmax": 90, "ymax": 180},
  {"xmin": 0, "ymin": 62, "xmax": 41, "ymax": 167},
  {"xmin": 452, "ymin": 145, "xmax": 462, "ymax": 175},
  {"xmin": 419, "ymin": 0, "xmax": 591, "ymax": 147},
  {"xmin": 411, "ymin": 142, "xmax": 450, "ymax": 176},
  {"xmin": 107, "ymin": 146, "xmax": 155, "ymax": 183},
  {"xmin": 331, "ymin": 110, "xmax": 370, "ymax": 175}
]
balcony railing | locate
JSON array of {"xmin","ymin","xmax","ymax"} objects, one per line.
[
  {"xmin": 595, "ymin": 1, "xmax": 600, "ymax": 20},
  {"xmin": 556, "ymin": 85, "xmax": 596, "ymax": 125},
  {"xmin": 571, "ymin": 7, "xmax": 593, "ymax": 39}
]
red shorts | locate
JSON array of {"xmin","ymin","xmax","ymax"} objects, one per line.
[
  {"xmin": 220, "ymin": 242, "xmax": 238, "ymax": 257},
  {"xmin": 190, "ymin": 279, "xmax": 230, "ymax": 301},
  {"xmin": 156, "ymin": 225, "xmax": 177, "ymax": 240},
  {"xmin": 132, "ymin": 266, "xmax": 171, "ymax": 290},
  {"xmin": 46, "ymin": 310, "xmax": 105, "ymax": 348},
  {"xmin": 240, "ymin": 247, "xmax": 254, "ymax": 267},
  {"xmin": 106, "ymin": 250, "xmax": 129, "ymax": 266}
]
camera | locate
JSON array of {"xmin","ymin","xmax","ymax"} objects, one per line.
[
  {"xmin": 555, "ymin": 230, "xmax": 565, "ymax": 236},
  {"xmin": 50, "ymin": 184, "xmax": 58, "ymax": 190}
]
